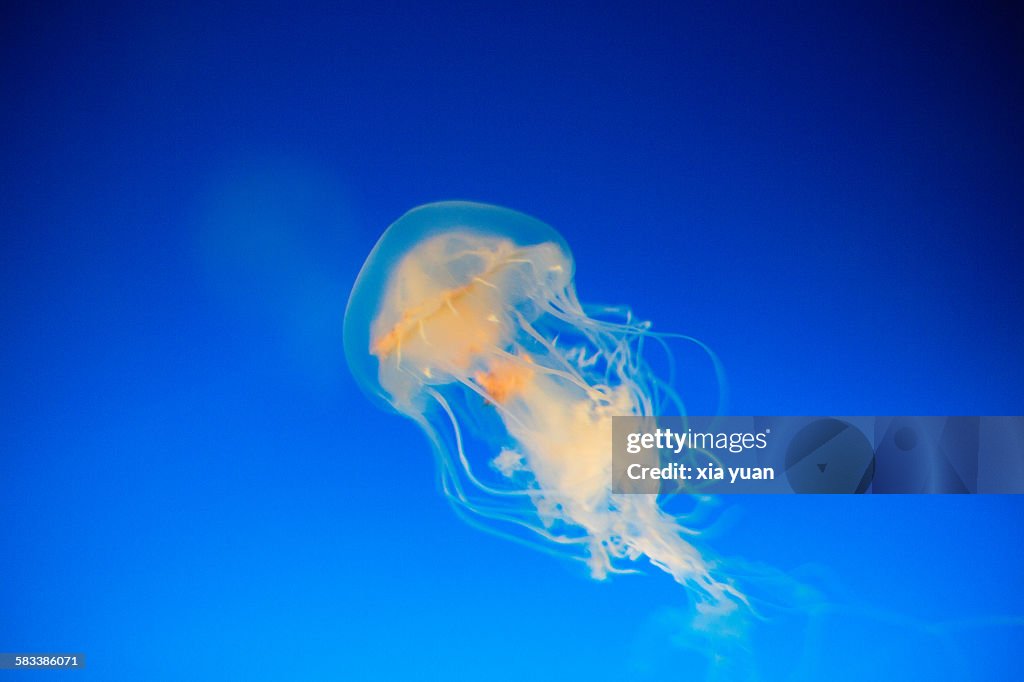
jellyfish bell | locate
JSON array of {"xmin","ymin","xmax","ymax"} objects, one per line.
[
  {"xmin": 344, "ymin": 201, "xmax": 573, "ymax": 411},
  {"xmin": 344, "ymin": 200, "xmax": 745, "ymax": 615}
]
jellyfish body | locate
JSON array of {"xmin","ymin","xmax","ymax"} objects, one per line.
[{"xmin": 344, "ymin": 201, "xmax": 743, "ymax": 613}]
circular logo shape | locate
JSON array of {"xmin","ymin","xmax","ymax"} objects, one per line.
[{"xmin": 894, "ymin": 426, "xmax": 917, "ymax": 451}]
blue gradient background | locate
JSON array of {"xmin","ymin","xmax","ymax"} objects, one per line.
[{"xmin": 2, "ymin": 2, "xmax": 1022, "ymax": 680}]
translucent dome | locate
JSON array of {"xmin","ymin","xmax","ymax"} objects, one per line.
[{"xmin": 344, "ymin": 201, "xmax": 573, "ymax": 410}]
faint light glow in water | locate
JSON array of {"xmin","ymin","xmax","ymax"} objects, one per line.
[{"xmin": 197, "ymin": 159, "xmax": 356, "ymax": 385}]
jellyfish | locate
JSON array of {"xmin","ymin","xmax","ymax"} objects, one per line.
[{"xmin": 344, "ymin": 201, "xmax": 744, "ymax": 617}]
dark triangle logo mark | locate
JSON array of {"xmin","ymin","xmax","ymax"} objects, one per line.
[{"xmin": 817, "ymin": 463, "xmax": 828, "ymax": 473}]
